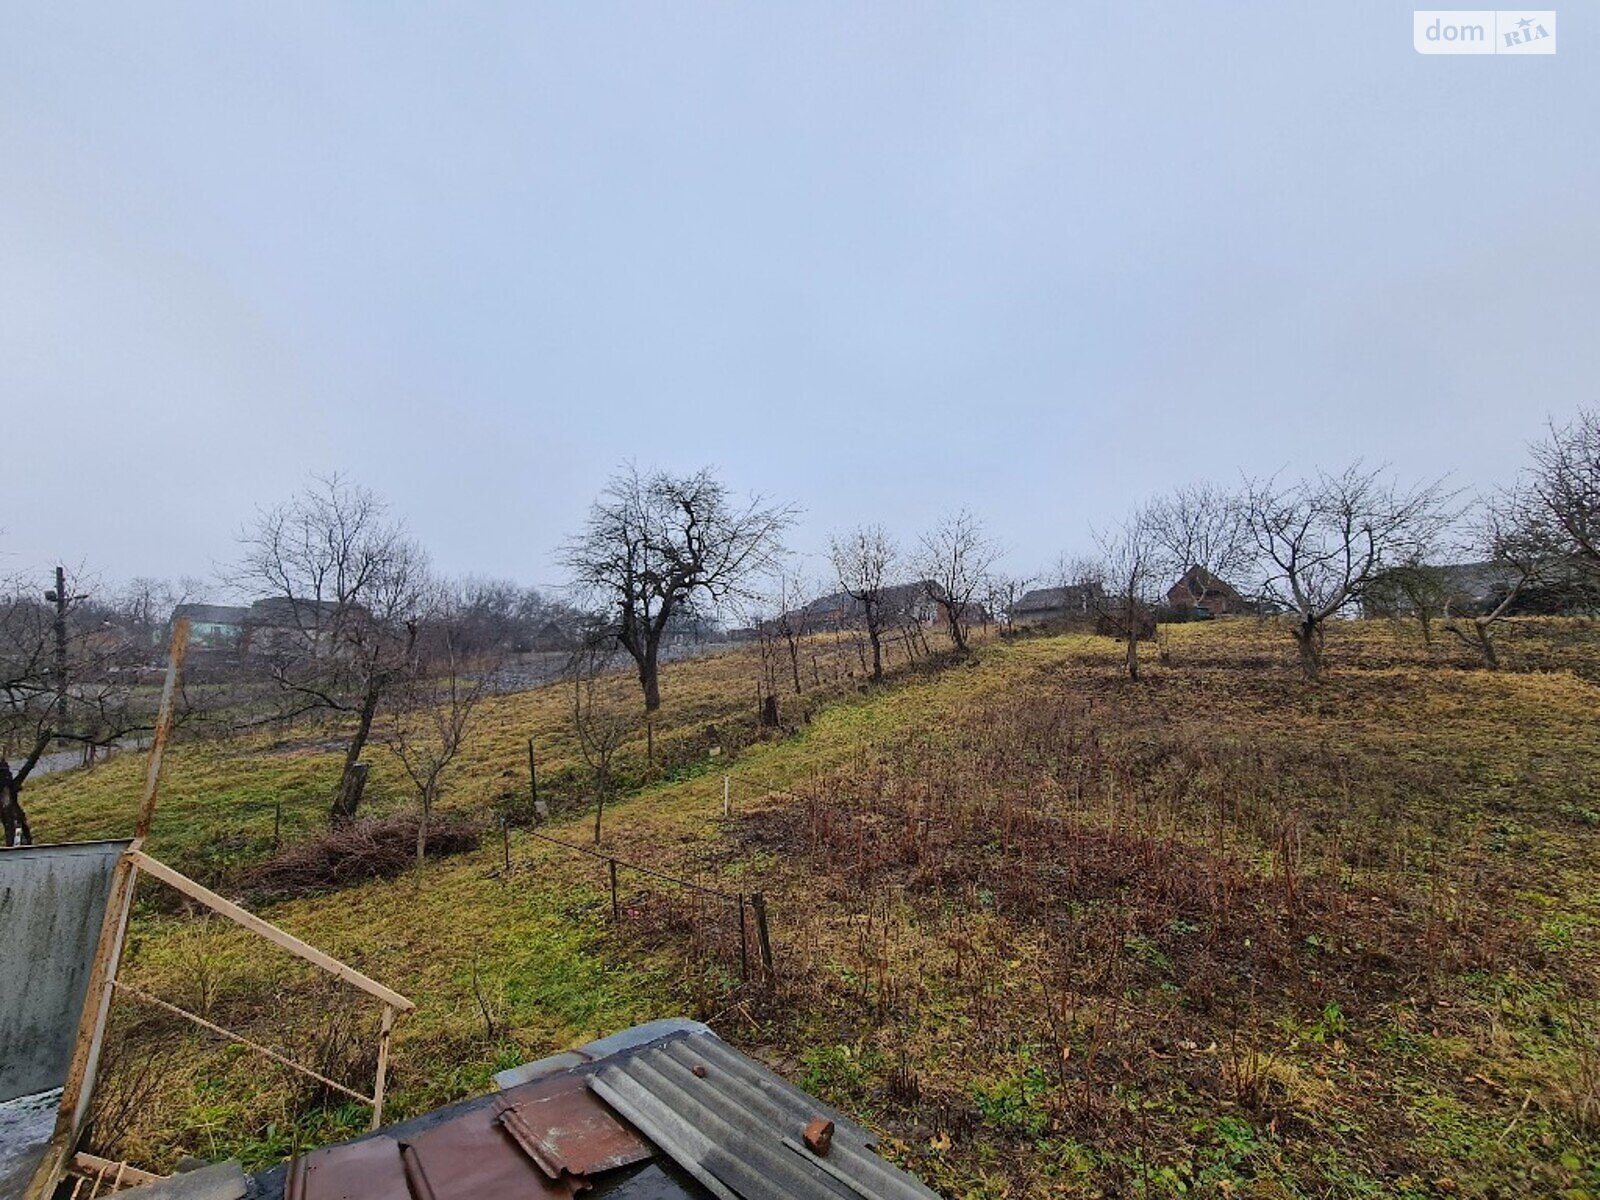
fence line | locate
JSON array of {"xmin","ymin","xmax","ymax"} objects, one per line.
[{"xmin": 522, "ymin": 826, "xmax": 772, "ymax": 982}]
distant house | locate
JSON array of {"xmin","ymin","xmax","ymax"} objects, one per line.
[
  {"xmin": 242, "ymin": 596, "xmax": 363, "ymax": 656},
  {"xmin": 1013, "ymin": 584, "xmax": 1103, "ymax": 628},
  {"xmin": 799, "ymin": 581, "xmax": 944, "ymax": 630},
  {"xmin": 1363, "ymin": 560, "xmax": 1595, "ymax": 618},
  {"xmin": 1165, "ymin": 567, "xmax": 1249, "ymax": 616},
  {"xmin": 170, "ymin": 603, "xmax": 250, "ymax": 650}
]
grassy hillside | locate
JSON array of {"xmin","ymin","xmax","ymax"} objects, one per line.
[{"xmin": 27, "ymin": 617, "xmax": 1600, "ymax": 1198}]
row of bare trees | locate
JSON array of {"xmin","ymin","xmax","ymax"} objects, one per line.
[
  {"xmin": 7, "ymin": 410, "xmax": 1594, "ymax": 844},
  {"xmin": 0, "ymin": 571, "xmax": 162, "ymax": 844},
  {"xmin": 1, "ymin": 477, "xmax": 498, "ymax": 848},
  {"xmin": 1078, "ymin": 409, "xmax": 1600, "ymax": 680}
]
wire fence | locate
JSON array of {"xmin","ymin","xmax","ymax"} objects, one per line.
[{"xmin": 519, "ymin": 824, "xmax": 774, "ymax": 983}]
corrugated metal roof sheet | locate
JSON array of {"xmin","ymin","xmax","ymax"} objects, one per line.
[
  {"xmin": 255, "ymin": 1024, "xmax": 943, "ymax": 1200},
  {"xmin": 588, "ymin": 1032, "xmax": 939, "ymax": 1200}
]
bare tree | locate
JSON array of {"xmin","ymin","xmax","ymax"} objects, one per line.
[
  {"xmin": 569, "ymin": 638, "xmax": 634, "ymax": 844},
  {"xmin": 107, "ymin": 577, "xmax": 204, "ymax": 650},
  {"xmin": 1245, "ymin": 465, "xmax": 1454, "ymax": 681},
  {"xmin": 1528, "ymin": 407, "xmax": 1600, "ymax": 576},
  {"xmin": 765, "ymin": 570, "xmax": 816, "ymax": 695},
  {"xmin": 1146, "ymin": 482, "xmax": 1256, "ymax": 608},
  {"xmin": 916, "ymin": 510, "xmax": 1000, "ymax": 654},
  {"xmin": 382, "ymin": 589, "xmax": 495, "ymax": 875},
  {"xmin": 1441, "ymin": 490, "xmax": 1566, "ymax": 669},
  {"xmin": 1361, "ymin": 559, "xmax": 1455, "ymax": 644},
  {"xmin": 0, "ymin": 567, "xmax": 156, "ymax": 845},
  {"xmin": 234, "ymin": 475, "xmax": 431, "ymax": 822},
  {"xmin": 563, "ymin": 465, "xmax": 794, "ymax": 713},
  {"xmin": 829, "ymin": 526, "xmax": 897, "ymax": 683},
  {"xmin": 1091, "ymin": 509, "xmax": 1161, "ymax": 681},
  {"xmin": 984, "ymin": 573, "xmax": 1035, "ymax": 634},
  {"xmin": 452, "ymin": 577, "xmax": 582, "ymax": 656}
]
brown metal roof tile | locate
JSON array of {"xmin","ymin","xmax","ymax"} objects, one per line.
[
  {"xmin": 495, "ymin": 1073, "xmax": 651, "ymax": 1181},
  {"xmin": 399, "ymin": 1102, "xmax": 578, "ymax": 1200},
  {"xmin": 285, "ymin": 1134, "xmax": 409, "ymax": 1200}
]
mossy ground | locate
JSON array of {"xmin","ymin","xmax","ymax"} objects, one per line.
[{"xmin": 27, "ymin": 616, "xmax": 1600, "ymax": 1198}]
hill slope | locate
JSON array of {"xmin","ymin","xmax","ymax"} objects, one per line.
[{"xmin": 26, "ymin": 618, "xmax": 1600, "ymax": 1198}]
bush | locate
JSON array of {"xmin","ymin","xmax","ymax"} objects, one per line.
[{"xmin": 243, "ymin": 811, "xmax": 481, "ymax": 897}]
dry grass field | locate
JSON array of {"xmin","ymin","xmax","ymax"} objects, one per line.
[{"xmin": 25, "ymin": 615, "xmax": 1600, "ymax": 1198}]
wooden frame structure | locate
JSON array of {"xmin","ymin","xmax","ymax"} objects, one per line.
[{"xmin": 26, "ymin": 619, "xmax": 415, "ymax": 1199}]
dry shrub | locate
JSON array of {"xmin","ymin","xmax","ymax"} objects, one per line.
[
  {"xmin": 1562, "ymin": 1000, "xmax": 1600, "ymax": 1133},
  {"xmin": 243, "ymin": 811, "xmax": 481, "ymax": 897}
]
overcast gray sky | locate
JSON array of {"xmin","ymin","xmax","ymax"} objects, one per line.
[{"xmin": 2, "ymin": 3, "xmax": 1595, "ymax": 593}]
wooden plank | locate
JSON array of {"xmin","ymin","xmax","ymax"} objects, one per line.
[
  {"xmin": 126, "ymin": 850, "xmax": 414, "ymax": 1012},
  {"xmin": 136, "ymin": 616, "xmax": 189, "ymax": 840},
  {"xmin": 72, "ymin": 1153, "xmax": 162, "ymax": 1188},
  {"xmin": 370, "ymin": 1004, "xmax": 396, "ymax": 1130}
]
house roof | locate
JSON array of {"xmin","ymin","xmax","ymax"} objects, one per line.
[
  {"xmin": 800, "ymin": 581, "xmax": 942, "ymax": 616},
  {"xmin": 1167, "ymin": 567, "xmax": 1242, "ymax": 601},
  {"xmin": 246, "ymin": 597, "xmax": 355, "ymax": 626},
  {"xmin": 1014, "ymin": 584, "xmax": 1101, "ymax": 614},
  {"xmin": 590, "ymin": 1027, "xmax": 938, "ymax": 1200},
  {"xmin": 231, "ymin": 1022, "xmax": 941, "ymax": 1200},
  {"xmin": 170, "ymin": 604, "xmax": 250, "ymax": 626}
]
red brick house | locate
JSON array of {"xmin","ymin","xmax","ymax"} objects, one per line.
[{"xmin": 1165, "ymin": 566, "xmax": 1249, "ymax": 615}]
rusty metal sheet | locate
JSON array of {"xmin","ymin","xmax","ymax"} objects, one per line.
[
  {"xmin": 400, "ymin": 1100, "xmax": 577, "ymax": 1200},
  {"xmin": 284, "ymin": 1135, "xmax": 408, "ymax": 1200},
  {"xmin": 496, "ymin": 1072, "xmax": 651, "ymax": 1180}
]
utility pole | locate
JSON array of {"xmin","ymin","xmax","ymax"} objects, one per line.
[{"xmin": 43, "ymin": 565, "xmax": 88, "ymax": 736}]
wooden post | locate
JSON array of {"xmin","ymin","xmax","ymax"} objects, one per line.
[
  {"xmin": 751, "ymin": 892, "xmax": 774, "ymax": 979},
  {"xmin": 738, "ymin": 896, "xmax": 749, "ymax": 982},
  {"xmin": 527, "ymin": 738, "xmax": 538, "ymax": 809},
  {"xmin": 136, "ymin": 616, "xmax": 189, "ymax": 839},
  {"xmin": 723, "ymin": 775, "xmax": 731, "ymax": 818},
  {"xmin": 273, "ymin": 800, "xmax": 282, "ymax": 850},
  {"xmin": 371, "ymin": 1004, "xmax": 395, "ymax": 1130},
  {"xmin": 500, "ymin": 816, "xmax": 510, "ymax": 871},
  {"xmin": 609, "ymin": 859, "xmax": 620, "ymax": 923}
]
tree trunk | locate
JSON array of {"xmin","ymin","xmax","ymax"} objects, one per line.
[
  {"xmin": 639, "ymin": 640, "xmax": 662, "ymax": 713},
  {"xmin": 333, "ymin": 763, "xmax": 369, "ymax": 824},
  {"xmin": 948, "ymin": 604, "xmax": 968, "ymax": 654},
  {"xmin": 787, "ymin": 642, "xmax": 803, "ymax": 694},
  {"xmin": 1474, "ymin": 619, "xmax": 1500, "ymax": 670},
  {"xmin": 1, "ymin": 776, "xmax": 31, "ymax": 847},
  {"xmin": 332, "ymin": 679, "xmax": 383, "ymax": 822},
  {"xmin": 414, "ymin": 796, "xmax": 430, "ymax": 879},
  {"xmin": 593, "ymin": 772, "xmax": 607, "ymax": 844},
  {"xmin": 1295, "ymin": 618, "xmax": 1323, "ymax": 682},
  {"xmin": 867, "ymin": 625, "xmax": 883, "ymax": 682},
  {"xmin": 1126, "ymin": 621, "xmax": 1140, "ymax": 681}
]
